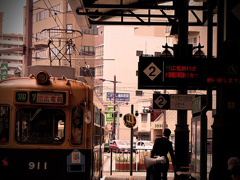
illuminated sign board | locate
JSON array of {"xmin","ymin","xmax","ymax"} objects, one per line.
[
  {"xmin": 16, "ymin": 92, "xmax": 28, "ymax": 102},
  {"xmin": 138, "ymin": 57, "xmax": 240, "ymax": 89},
  {"xmin": 30, "ymin": 91, "xmax": 66, "ymax": 104}
]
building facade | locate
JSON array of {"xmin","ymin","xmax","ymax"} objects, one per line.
[
  {"xmin": 0, "ymin": 12, "xmax": 23, "ymax": 78},
  {"xmin": 25, "ymin": 0, "xmax": 97, "ymax": 83}
]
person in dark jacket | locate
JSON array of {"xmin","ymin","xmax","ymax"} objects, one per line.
[{"xmin": 150, "ymin": 128, "xmax": 176, "ymax": 180}]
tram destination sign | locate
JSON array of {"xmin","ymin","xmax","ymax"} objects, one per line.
[
  {"xmin": 30, "ymin": 91, "xmax": 66, "ymax": 104},
  {"xmin": 138, "ymin": 57, "xmax": 240, "ymax": 89}
]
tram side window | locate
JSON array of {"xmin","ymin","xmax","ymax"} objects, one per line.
[
  {"xmin": 0, "ymin": 106, "xmax": 9, "ymax": 143},
  {"xmin": 15, "ymin": 108, "xmax": 65, "ymax": 144},
  {"xmin": 71, "ymin": 108, "xmax": 83, "ymax": 145}
]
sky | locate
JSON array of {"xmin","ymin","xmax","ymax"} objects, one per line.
[{"xmin": 0, "ymin": 0, "xmax": 26, "ymax": 34}]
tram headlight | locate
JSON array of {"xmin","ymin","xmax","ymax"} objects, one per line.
[
  {"xmin": 35, "ymin": 70, "xmax": 50, "ymax": 85},
  {"xmin": 85, "ymin": 110, "xmax": 91, "ymax": 124}
]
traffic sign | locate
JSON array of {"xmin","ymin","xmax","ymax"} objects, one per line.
[
  {"xmin": 138, "ymin": 57, "xmax": 240, "ymax": 90},
  {"xmin": 106, "ymin": 92, "xmax": 130, "ymax": 102},
  {"xmin": 106, "ymin": 106, "xmax": 117, "ymax": 122},
  {"xmin": 123, "ymin": 113, "xmax": 136, "ymax": 128}
]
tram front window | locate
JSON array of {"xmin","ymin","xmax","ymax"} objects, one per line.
[{"xmin": 15, "ymin": 108, "xmax": 65, "ymax": 144}]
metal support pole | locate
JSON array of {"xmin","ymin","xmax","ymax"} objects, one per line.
[
  {"xmin": 174, "ymin": 0, "xmax": 190, "ymax": 171},
  {"xmin": 110, "ymin": 148, "xmax": 112, "ymax": 175},
  {"xmin": 130, "ymin": 104, "xmax": 134, "ymax": 176},
  {"xmin": 163, "ymin": 89, "xmax": 166, "ymax": 134}
]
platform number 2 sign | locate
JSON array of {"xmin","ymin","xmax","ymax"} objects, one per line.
[
  {"xmin": 143, "ymin": 62, "xmax": 162, "ymax": 80},
  {"xmin": 154, "ymin": 95, "xmax": 168, "ymax": 109}
]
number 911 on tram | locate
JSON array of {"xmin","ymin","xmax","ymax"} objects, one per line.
[{"xmin": 0, "ymin": 70, "xmax": 105, "ymax": 180}]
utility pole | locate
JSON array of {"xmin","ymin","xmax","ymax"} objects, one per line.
[
  {"xmin": 23, "ymin": 0, "xmax": 33, "ymax": 76},
  {"xmin": 113, "ymin": 75, "xmax": 116, "ymax": 140}
]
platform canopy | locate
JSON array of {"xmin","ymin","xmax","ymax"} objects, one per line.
[{"xmin": 68, "ymin": 0, "xmax": 217, "ymax": 30}]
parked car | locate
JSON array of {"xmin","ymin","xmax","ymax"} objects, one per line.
[
  {"xmin": 109, "ymin": 140, "xmax": 130, "ymax": 153},
  {"xmin": 136, "ymin": 140, "xmax": 154, "ymax": 151},
  {"xmin": 124, "ymin": 140, "xmax": 136, "ymax": 152}
]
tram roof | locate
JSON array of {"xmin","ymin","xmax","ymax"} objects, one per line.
[{"xmin": 0, "ymin": 76, "xmax": 89, "ymax": 90}]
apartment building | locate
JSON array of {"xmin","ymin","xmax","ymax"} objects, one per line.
[
  {"xmin": 25, "ymin": 0, "xmax": 97, "ymax": 83},
  {"xmin": 0, "ymin": 12, "xmax": 23, "ymax": 78}
]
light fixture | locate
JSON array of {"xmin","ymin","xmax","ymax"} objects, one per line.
[
  {"xmin": 193, "ymin": 37, "xmax": 206, "ymax": 58},
  {"xmin": 161, "ymin": 37, "xmax": 174, "ymax": 57},
  {"xmin": 35, "ymin": 70, "xmax": 50, "ymax": 85}
]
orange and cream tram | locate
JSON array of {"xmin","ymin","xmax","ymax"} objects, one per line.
[{"xmin": 0, "ymin": 70, "xmax": 105, "ymax": 179}]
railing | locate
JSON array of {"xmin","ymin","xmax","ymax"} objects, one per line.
[
  {"xmin": 108, "ymin": 148, "xmax": 175, "ymax": 175},
  {"xmin": 109, "ymin": 148, "xmax": 153, "ymax": 174}
]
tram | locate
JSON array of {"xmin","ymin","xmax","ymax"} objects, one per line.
[{"xmin": 0, "ymin": 70, "xmax": 105, "ymax": 180}]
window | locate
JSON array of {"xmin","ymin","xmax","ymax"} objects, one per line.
[
  {"xmin": 36, "ymin": 10, "xmax": 47, "ymax": 22},
  {"xmin": 95, "ymin": 65, "xmax": 103, "ymax": 78},
  {"xmin": 136, "ymin": 50, "xmax": 143, "ymax": 56},
  {"xmin": 80, "ymin": 67, "xmax": 95, "ymax": 77},
  {"xmin": 67, "ymin": 2, "xmax": 72, "ymax": 12},
  {"xmin": 0, "ymin": 106, "xmax": 9, "ymax": 143},
  {"xmin": 36, "ymin": 31, "xmax": 46, "ymax": 41},
  {"xmin": 15, "ymin": 108, "xmax": 65, "ymax": 144},
  {"xmin": 81, "ymin": 46, "xmax": 95, "ymax": 56},
  {"xmin": 66, "ymin": 24, "xmax": 72, "ymax": 33},
  {"xmin": 94, "ymin": 106, "xmax": 101, "ymax": 125},
  {"xmin": 95, "ymin": 45, "xmax": 104, "ymax": 58},
  {"xmin": 136, "ymin": 90, "xmax": 143, "ymax": 96},
  {"xmin": 83, "ymin": 26, "xmax": 98, "ymax": 35},
  {"xmin": 71, "ymin": 108, "xmax": 83, "ymax": 145},
  {"xmin": 155, "ymin": 52, "xmax": 161, "ymax": 57},
  {"xmin": 141, "ymin": 113, "xmax": 147, "ymax": 123},
  {"xmin": 188, "ymin": 37, "xmax": 197, "ymax": 47},
  {"xmin": 81, "ymin": 67, "xmax": 94, "ymax": 77}
]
